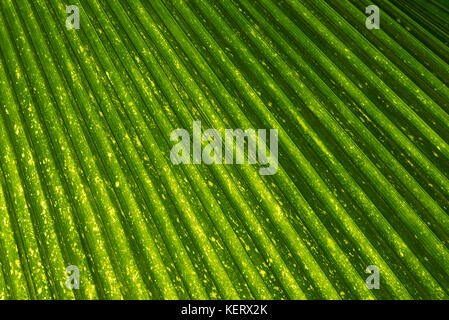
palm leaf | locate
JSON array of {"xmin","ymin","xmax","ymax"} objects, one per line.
[{"xmin": 0, "ymin": 0, "xmax": 448, "ymax": 299}]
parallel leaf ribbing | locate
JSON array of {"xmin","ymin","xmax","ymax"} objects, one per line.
[{"xmin": 0, "ymin": 0, "xmax": 448, "ymax": 299}]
